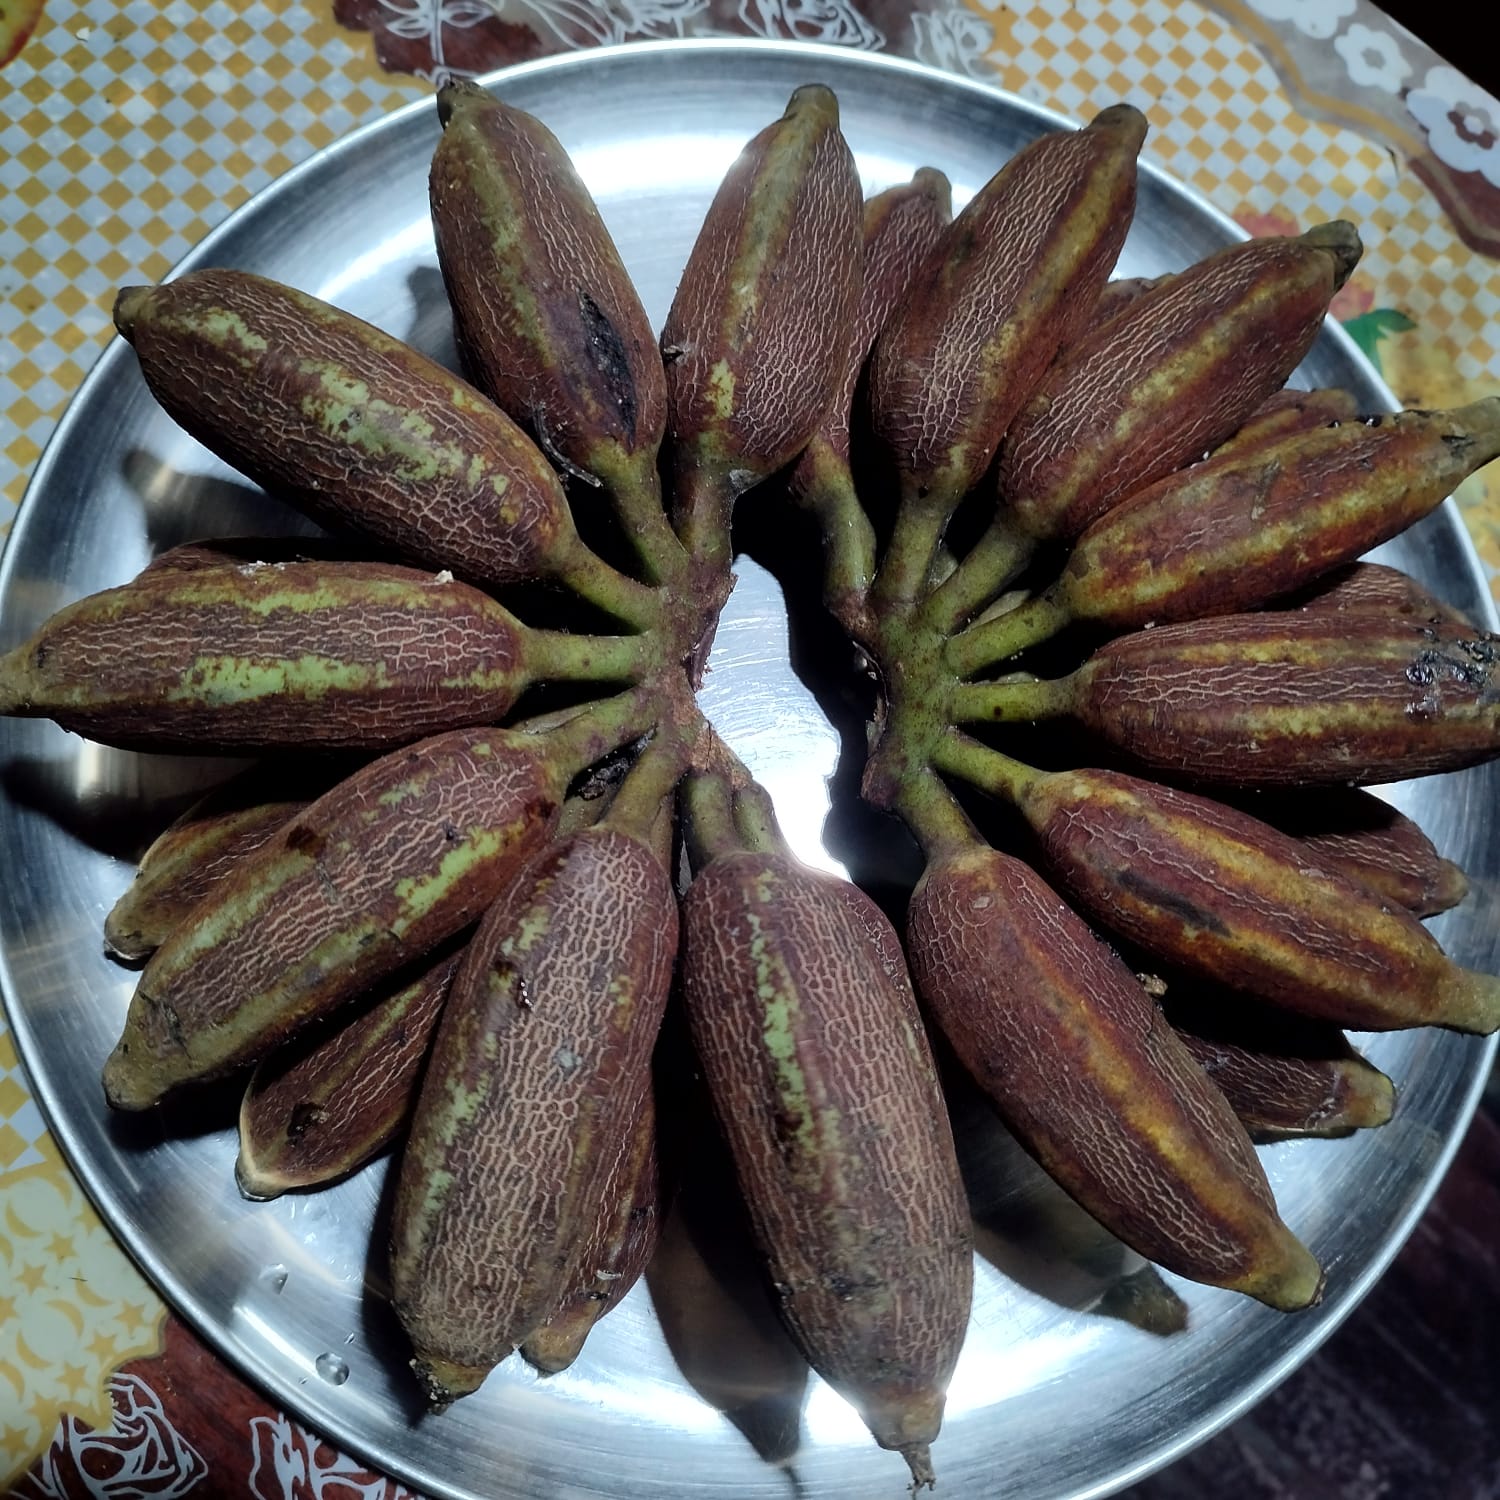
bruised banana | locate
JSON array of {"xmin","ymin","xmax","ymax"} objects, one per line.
[
  {"xmin": 1044, "ymin": 399, "xmax": 1500, "ymax": 632},
  {"xmin": 522, "ymin": 1084, "xmax": 660, "ymax": 1374},
  {"xmin": 662, "ymin": 84, "xmax": 862, "ymax": 567},
  {"xmin": 907, "ymin": 843, "xmax": 1322, "ymax": 1309},
  {"xmin": 113, "ymin": 270, "xmax": 653, "ymax": 623},
  {"xmin": 105, "ymin": 765, "xmax": 336, "ymax": 960},
  {"xmin": 945, "ymin": 398, "xmax": 1500, "ymax": 673},
  {"xmin": 990, "ymin": 613, "xmax": 1500, "ymax": 787},
  {"xmin": 680, "ymin": 845, "xmax": 972, "ymax": 1489},
  {"xmin": 788, "ymin": 169, "xmax": 953, "ymax": 515},
  {"xmin": 1166, "ymin": 1002, "xmax": 1396, "ymax": 1142},
  {"xmin": 1282, "ymin": 559, "xmax": 1476, "ymax": 628},
  {"xmin": 142, "ymin": 535, "xmax": 369, "ymax": 574},
  {"xmin": 101, "ymin": 721, "xmax": 594, "ymax": 1110},
  {"xmin": 964, "ymin": 757, "xmax": 1500, "ymax": 1033},
  {"xmin": 1233, "ymin": 786, "xmax": 1468, "ymax": 918},
  {"xmin": 926, "ymin": 223, "xmax": 1362, "ymax": 630},
  {"xmin": 866, "ymin": 105, "xmax": 1146, "ymax": 523},
  {"xmin": 429, "ymin": 81, "xmax": 667, "ymax": 500},
  {"xmin": 0, "ymin": 560, "xmax": 647, "ymax": 752},
  {"xmin": 808, "ymin": 169, "xmax": 953, "ymax": 472},
  {"xmin": 235, "ymin": 944, "xmax": 461, "ymax": 1199},
  {"xmin": 390, "ymin": 824, "xmax": 676, "ymax": 1405},
  {"xmin": 997, "ymin": 222, "xmax": 1363, "ymax": 544},
  {"xmin": 788, "ymin": 168, "xmax": 952, "ymax": 625},
  {"xmin": 1208, "ymin": 385, "xmax": 1360, "ymax": 460}
]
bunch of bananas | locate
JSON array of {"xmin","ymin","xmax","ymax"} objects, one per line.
[{"xmin": 3, "ymin": 81, "xmax": 1498, "ymax": 1488}]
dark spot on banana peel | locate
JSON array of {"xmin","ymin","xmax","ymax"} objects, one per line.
[
  {"xmin": 1115, "ymin": 869, "xmax": 1232, "ymax": 937},
  {"xmin": 577, "ymin": 289, "xmax": 638, "ymax": 442},
  {"xmin": 284, "ymin": 823, "xmax": 322, "ymax": 857},
  {"xmin": 286, "ymin": 1100, "xmax": 325, "ymax": 1141}
]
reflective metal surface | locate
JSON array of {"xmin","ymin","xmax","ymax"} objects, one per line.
[{"xmin": 2, "ymin": 39, "xmax": 1496, "ymax": 1500}]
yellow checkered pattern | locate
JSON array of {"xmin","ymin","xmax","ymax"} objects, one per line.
[{"xmin": 0, "ymin": 1032, "xmax": 47, "ymax": 1172}]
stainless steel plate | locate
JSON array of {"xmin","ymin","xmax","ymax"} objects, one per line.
[{"xmin": 2, "ymin": 38, "xmax": 1496, "ymax": 1500}]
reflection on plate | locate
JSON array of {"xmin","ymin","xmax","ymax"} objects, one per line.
[{"xmin": 1, "ymin": 38, "xmax": 1496, "ymax": 1500}]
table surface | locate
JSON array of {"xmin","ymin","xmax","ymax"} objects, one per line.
[{"xmin": 2, "ymin": 2, "xmax": 1499, "ymax": 1497}]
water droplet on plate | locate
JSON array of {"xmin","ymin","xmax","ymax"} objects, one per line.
[
  {"xmin": 315, "ymin": 1352, "xmax": 350, "ymax": 1386},
  {"xmin": 260, "ymin": 1264, "xmax": 288, "ymax": 1294}
]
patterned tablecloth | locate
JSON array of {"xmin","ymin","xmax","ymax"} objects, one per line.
[{"xmin": 2, "ymin": 2, "xmax": 1498, "ymax": 1496}]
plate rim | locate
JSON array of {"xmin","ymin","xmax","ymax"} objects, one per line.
[{"xmin": 1, "ymin": 35, "xmax": 1496, "ymax": 1500}]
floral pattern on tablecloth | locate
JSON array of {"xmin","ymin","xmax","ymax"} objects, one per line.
[
  {"xmin": 2, "ymin": 0, "xmax": 1500, "ymax": 1492},
  {"xmin": 1204, "ymin": 0, "xmax": 1500, "ymax": 256}
]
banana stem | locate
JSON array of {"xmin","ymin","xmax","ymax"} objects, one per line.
[
  {"xmin": 647, "ymin": 790, "xmax": 676, "ymax": 870},
  {"xmin": 553, "ymin": 537, "xmax": 662, "ymax": 633},
  {"xmin": 892, "ymin": 767, "xmax": 981, "ymax": 862},
  {"xmin": 873, "ymin": 498, "xmax": 952, "ymax": 614},
  {"xmin": 605, "ymin": 706, "xmax": 703, "ymax": 841},
  {"xmin": 525, "ymin": 627, "xmax": 662, "ymax": 686},
  {"xmin": 949, "ymin": 673, "xmax": 1072, "ymax": 725},
  {"xmin": 795, "ymin": 442, "xmax": 877, "ymax": 632},
  {"xmin": 930, "ymin": 728, "xmax": 1042, "ymax": 805},
  {"xmin": 682, "ymin": 769, "xmax": 742, "ymax": 867},
  {"xmin": 945, "ymin": 592, "xmax": 1071, "ymax": 678},
  {"xmin": 674, "ymin": 465, "xmax": 735, "ymax": 577},
  {"xmin": 732, "ymin": 780, "xmax": 790, "ymax": 857},
  {"xmin": 528, "ymin": 683, "xmax": 661, "ymax": 781},
  {"xmin": 556, "ymin": 785, "xmax": 616, "ymax": 838},
  {"xmin": 921, "ymin": 518, "xmax": 1036, "ymax": 635},
  {"xmin": 598, "ymin": 449, "xmax": 692, "ymax": 589}
]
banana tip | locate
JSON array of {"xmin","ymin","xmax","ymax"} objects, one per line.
[
  {"xmin": 233, "ymin": 1151, "xmax": 286, "ymax": 1203},
  {"xmin": 786, "ymin": 82, "xmax": 839, "ymax": 124},
  {"xmin": 1344, "ymin": 1065, "xmax": 1398, "ymax": 1130},
  {"xmin": 1089, "ymin": 101, "xmax": 1149, "ymax": 147},
  {"xmin": 519, "ymin": 1314, "xmax": 594, "ymax": 1374},
  {"xmin": 0, "ymin": 642, "xmax": 35, "ymax": 713},
  {"xmin": 409, "ymin": 1353, "xmax": 487, "ymax": 1408},
  {"xmin": 1252, "ymin": 1235, "xmax": 1325, "ymax": 1313},
  {"xmin": 1305, "ymin": 219, "xmax": 1363, "ymax": 289},
  {"xmin": 1437, "ymin": 964, "xmax": 1500, "ymax": 1035},
  {"xmin": 1452, "ymin": 395, "xmax": 1500, "ymax": 463},
  {"xmin": 101, "ymin": 1049, "xmax": 161, "ymax": 1113},
  {"xmin": 911, "ymin": 166, "xmax": 954, "ymax": 216},
  {"xmin": 102, "ymin": 913, "xmax": 152, "ymax": 964},
  {"xmin": 434, "ymin": 77, "xmax": 490, "ymax": 128},
  {"xmin": 113, "ymin": 285, "xmax": 152, "ymax": 340}
]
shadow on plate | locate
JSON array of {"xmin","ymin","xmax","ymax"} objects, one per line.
[
  {"xmin": 403, "ymin": 265, "xmax": 464, "ymax": 374},
  {"xmin": 944, "ymin": 1058, "xmax": 1190, "ymax": 1338},
  {"xmin": 355, "ymin": 1148, "xmax": 434, "ymax": 1426},
  {"xmin": 123, "ymin": 446, "xmax": 318, "ymax": 558},
  {"xmin": 1, "ymin": 748, "xmax": 251, "ymax": 863},
  {"xmin": 648, "ymin": 1012, "xmax": 811, "ymax": 1488}
]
